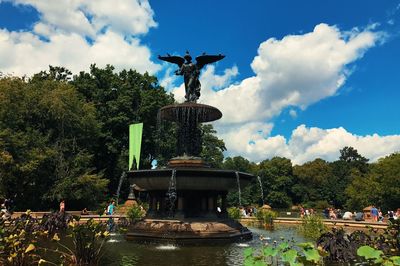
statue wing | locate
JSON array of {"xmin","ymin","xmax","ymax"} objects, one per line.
[
  {"xmin": 158, "ymin": 55, "xmax": 185, "ymax": 67},
  {"xmin": 195, "ymin": 54, "xmax": 225, "ymax": 69}
]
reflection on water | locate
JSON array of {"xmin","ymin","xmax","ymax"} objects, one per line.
[
  {"xmin": 155, "ymin": 244, "xmax": 179, "ymax": 250},
  {"xmin": 103, "ymin": 225, "xmax": 305, "ymax": 266}
]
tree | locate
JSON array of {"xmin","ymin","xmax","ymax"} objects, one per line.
[
  {"xmin": 223, "ymin": 156, "xmax": 258, "ymax": 206},
  {"xmin": 345, "ymin": 153, "xmax": 400, "ymax": 211},
  {"xmin": 339, "ymin": 146, "xmax": 369, "ymax": 173},
  {"xmin": 71, "ymin": 65, "xmax": 176, "ymax": 195},
  {"xmin": 258, "ymin": 157, "xmax": 294, "ymax": 208},
  {"xmin": 0, "ymin": 76, "xmax": 108, "ymax": 210},
  {"xmin": 200, "ymin": 124, "xmax": 226, "ymax": 168},
  {"xmin": 292, "ymin": 159, "xmax": 333, "ymax": 207}
]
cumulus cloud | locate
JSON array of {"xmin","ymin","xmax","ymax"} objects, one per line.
[
  {"xmin": 170, "ymin": 23, "xmax": 399, "ymax": 163},
  {"xmin": 224, "ymin": 124, "xmax": 400, "ymax": 165},
  {"xmin": 202, "ymin": 23, "xmax": 382, "ymax": 124},
  {"xmin": 0, "ymin": 0, "xmax": 159, "ymax": 76}
]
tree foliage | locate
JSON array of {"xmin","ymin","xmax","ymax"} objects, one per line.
[
  {"xmin": 1, "ymin": 66, "xmax": 399, "ymax": 213},
  {"xmin": 0, "ymin": 76, "xmax": 107, "ymax": 210}
]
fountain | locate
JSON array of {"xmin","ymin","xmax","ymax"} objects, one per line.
[{"xmin": 126, "ymin": 52, "xmax": 254, "ymax": 242}]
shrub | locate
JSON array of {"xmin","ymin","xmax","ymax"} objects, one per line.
[
  {"xmin": 227, "ymin": 207, "xmax": 241, "ymax": 220},
  {"xmin": 0, "ymin": 211, "xmax": 43, "ymax": 265},
  {"xmin": 256, "ymin": 209, "xmax": 278, "ymax": 225},
  {"xmin": 299, "ymin": 215, "xmax": 327, "ymax": 240},
  {"xmin": 126, "ymin": 205, "xmax": 145, "ymax": 223}
]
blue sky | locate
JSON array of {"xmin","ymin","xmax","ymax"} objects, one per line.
[{"xmin": 1, "ymin": 0, "xmax": 400, "ymax": 164}]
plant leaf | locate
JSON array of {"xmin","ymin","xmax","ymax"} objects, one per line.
[
  {"xmin": 303, "ymin": 248, "xmax": 321, "ymax": 263},
  {"xmin": 25, "ymin": 243, "xmax": 36, "ymax": 253},
  {"xmin": 263, "ymin": 246, "xmax": 278, "ymax": 257},
  {"xmin": 357, "ymin": 246, "xmax": 383, "ymax": 260},
  {"xmin": 281, "ymin": 249, "xmax": 297, "ymax": 264},
  {"xmin": 244, "ymin": 247, "xmax": 254, "ymax": 257}
]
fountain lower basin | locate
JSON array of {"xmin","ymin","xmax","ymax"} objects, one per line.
[{"xmin": 125, "ymin": 218, "xmax": 252, "ymax": 243}]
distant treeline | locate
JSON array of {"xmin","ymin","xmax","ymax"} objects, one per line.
[
  {"xmin": 0, "ymin": 66, "xmax": 399, "ymax": 212},
  {"xmin": 223, "ymin": 149, "xmax": 400, "ymax": 212}
]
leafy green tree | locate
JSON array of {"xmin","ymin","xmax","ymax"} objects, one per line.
[
  {"xmin": 292, "ymin": 159, "xmax": 333, "ymax": 207},
  {"xmin": 339, "ymin": 146, "xmax": 369, "ymax": 173},
  {"xmin": 71, "ymin": 65, "xmax": 176, "ymax": 195},
  {"xmin": 0, "ymin": 76, "xmax": 107, "ymax": 210},
  {"xmin": 200, "ymin": 124, "xmax": 226, "ymax": 168},
  {"xmin": 258, "ymin": 157, "xmax": 294, "ymax": 208},
  {"xmin": 223, "ymin": 156, "xmax": 258, "ymax": 206},
  {"xmin": 346, "ymin": 153, "xmax": 400, "ymax": 211}
]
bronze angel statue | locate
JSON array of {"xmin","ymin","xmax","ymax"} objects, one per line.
[{"xmin": 158, "ymin": 51, "xmax": 225, "ymax": 102}]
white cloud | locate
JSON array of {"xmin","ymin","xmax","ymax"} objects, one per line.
[
  {"xmin": 222, "ymin": 124, "xmax": 400, "ymax": 165},
  {"xmin": 288, "ymin": 125, "xmax": 400, "ymax": 164},
  {"xmin": 169, "ymin": 23, "xmax": 398, "ymax": 164},
  {"xmin": 0, "ymin": 0, "xmax": 159, "ymax": 76},
  {"xmin": 205, "ymin": 23, "xmax": 382, "ymax": 124},
  {"xmin": 289, "ymin": 109, "xmax": 297, "ymax": 118}
]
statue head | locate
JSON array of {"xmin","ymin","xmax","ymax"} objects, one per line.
[{"xmin": 184, "ymin": 51, "xmax": 192, "ymax": 62}]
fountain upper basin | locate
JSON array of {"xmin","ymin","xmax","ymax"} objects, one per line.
[{"xmin": 159, "ymin": 103, "xmax": 222, "ymax": 123}]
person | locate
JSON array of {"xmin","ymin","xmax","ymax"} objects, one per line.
[
  {"xmin": 1, "ymin": 203, "xmax": 10, "ymax": 220},
  {"xmin": 300, "ymin": 207, "xmax": 305, "ymax": 218},
  {"xmin": 378, "ymin": 209, "xmax": 384, "ymax": 222},
  {"xmin": 81, "ymin": 208, "xmax": 89, "ymax": 215},
  {"xmin": 107, "ymin": 201, "xmax": 116, "ymax": 215},
  {"xmin": 240, "ymin": 207, "xmax": 247, "ymax": 217},
  {"xmin": 355, "ymin": 211, "xmax": 364, "ymax": 221},
  {"xmin": 4, "ymin": 198, "xmax": 11, "ymax": 211},
  {"xmin": 343, "ymin": 211, "xmax": 353, "ymax": 220},
  {"xmin": 323, "ymin": 208, "xmax": 330, "ymax": 219},
  {"xmin": 370, "ymin": 206, "xmax": 379, "ymax": 222},
  {"xmin": 59, "ymin": 200, "xmax": 65, "ymax": 213},
  {"xmin": 336, "ymin": 209, "xmax": 343, "ymax": 219},
  {"xmin": 329, "ymin": 208, "xmax": 337, "ymax": 219}
]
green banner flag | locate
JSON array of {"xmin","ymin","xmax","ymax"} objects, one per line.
[{"xmin": 129, "ymin": 123, "xmax": 143, "ymax": 170}]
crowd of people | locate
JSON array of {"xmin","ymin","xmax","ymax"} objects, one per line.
[
  {"xmin": 239, "ymin": 206, "xmax": 258, "ymax": 217},
  {"xmin": 298, "ymin": 205, "xmax": 400, "ymax": 222}
]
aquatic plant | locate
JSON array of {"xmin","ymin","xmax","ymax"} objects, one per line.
[
  {"xmin": 256, "ymin": 209, "xmax": 278, "ymax": 227},
  {"xmin": 243, "ymin": 241, "xmax": 324, "ymax": 266},
  {"xmin": 357, "ymin": 245, "xmax": 400, "ymax": 265},
  {"xmin": 227, "ymin": 207, "xmax": 241, "ymax": 220},
  {"xmin": 298, "ymin": 215, "xmax": 327, "ymax": 240},
  {"xmin": 0, "ymin": 212, "xmax": 110, "ymax": 265},
  {"xmin": 49, "ymin": 218, "xmax": 110, "ymax": 265},
  {"xmin": 317, "ymin": 227, "xmax": 370, "ymax": 262},
  {"xmin": 126, "ymin": 205, "xmax": 145, "ymax": 223},
  {"xmin": 0, "ymin": 210, "xmax": 44, "ymax": 265}
]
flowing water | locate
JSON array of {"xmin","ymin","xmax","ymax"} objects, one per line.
[
  {"xmin": 257, "ymin": 176, "xmax": 264, "ymax": 205},
  {"xmin": 116, "ymin": 172, "xmax": 127, "ymax": 205},
  {"xmin": 103, "ymin": 225, "xmax": 306, "ymax": 266},
  {"xmin": 166, "ymin": 169, "xmax": 177, "ymax": 217},
  {"xmin": 235, "ymin": 172, "xmax": 241, "ymax": 206}
]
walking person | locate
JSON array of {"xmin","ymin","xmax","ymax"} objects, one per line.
[
  {"xmin": 370, "ymin": 205, "xmax": 378, "ymax": 222},
  {"xmin": 107, "ymin": 200, "xmax": 116, "ymax": 215},
  {"xmin": 106, "ymin": 200, "xmax": 116, "ymax": 231}
]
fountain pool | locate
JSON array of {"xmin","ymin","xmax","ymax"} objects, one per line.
[{"xmin": 104, "ymin": 225, "xmax": 306, "ymax": 266}]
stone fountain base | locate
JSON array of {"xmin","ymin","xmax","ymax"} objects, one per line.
[{"xmin": 125, "ymin": 218, "xmax": 252, "ymax": 243}]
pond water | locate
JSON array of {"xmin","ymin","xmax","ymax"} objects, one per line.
[{"xmin": 102, "ymin": 225, "xmax": 307, "ymax": 266}]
